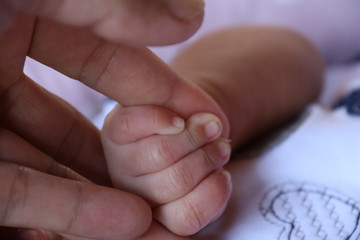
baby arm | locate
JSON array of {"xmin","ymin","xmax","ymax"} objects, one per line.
[{"xmin": 171, "ymin": 26, "xmax": 324, "ymax": 149}]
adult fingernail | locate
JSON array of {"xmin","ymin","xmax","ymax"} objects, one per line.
[{"xmin": 166, "ymin": 0, "xmax": 205, "ymax": 20}]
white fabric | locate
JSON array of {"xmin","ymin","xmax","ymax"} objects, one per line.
[
  {"xmin": 194, "ymin": 63, "xmax": 360, "ymax": 240},
  {"xmin": 151, "ymin": 0, "xmax": 360, "ymax": 64}
]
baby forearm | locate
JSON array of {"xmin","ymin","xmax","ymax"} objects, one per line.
[{"xmin": 171, "ymin": 26, "xmax": 323, "ymax": 149}]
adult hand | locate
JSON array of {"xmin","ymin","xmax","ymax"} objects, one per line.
[
  {"xmin": 0, "ymin": 15, "xmax": 152, "ymax": 240},
  {"xmin": 0, "ymin": 126, "xmax": 187, "ymax": 240},
  {"xmin": 0, "ymin": 0, "xmax": 229, "ymax": 238},
  {"xmin": 0, "ymin": 0, "xmax": 205, "ymax": 45},
  {"xmin": 0, "ymin": 1, "xmax": 205, "ymax": 239}
]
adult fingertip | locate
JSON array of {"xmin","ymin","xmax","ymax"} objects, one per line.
[
  {"xmin": 123, "ymin": 196, "xmax": 153, "ymax": 239},
  {"xmin": 166, "ymin": 0, "xmax": 205, "ymax": 21},
  {"xmin": 83, "ymin": 190, "xmax": 153, "ymax": 240},
  {"xmin": 0, "ymin": 163, "xmax": 152, "ymax": 240}
]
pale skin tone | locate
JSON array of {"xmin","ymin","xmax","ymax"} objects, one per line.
[
  {"xmin": 0, "ymin": 0, "xmax": 231, "ymax": 239},
  {"xmin": 101, "ymin": 26, "xmax": 323, "ymax": 237},
  {"xmin": 102, "ymin": 109, "xmax": 232, "ymax": 236},
  {"xmin": 0, "ymin": 1, "xmax": 323, "ymax": 238}
]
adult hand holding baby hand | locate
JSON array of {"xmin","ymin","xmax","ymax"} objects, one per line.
[
  {"xmin": 0, "ymin": 0, "xmax": 232, "ymax": 239},
  {"xmin": 0, "ymin": 0, "xmax": 209, "ymax": 239}
]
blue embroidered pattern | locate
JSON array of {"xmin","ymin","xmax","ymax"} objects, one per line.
[
  {"xmin": 334, "ymin": 89, "xmax": 360, "ymax": 116},
  {"xmin": 260, "ymin": 182, "xmax": 360, "ymax": 240}
]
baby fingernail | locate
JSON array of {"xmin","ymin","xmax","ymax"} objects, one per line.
[
  {"xmin": 218, "ymin": 140, "xmax": 231, "ymax": 160},
  {"xmin": 166, "ymin": 0, "xmax": 205, "ymax": 20},
  {"xmin": 205, "ymin": 120, "xmax": 222, "ymax": 139},
  {"xmin": 158, "ymin": 116, "xmax": 185, "ymax": 135},
  {"xmin": 220, "ymin": 169, "xmax": 232, "ymax": 185},
  {"xmin": 173, "ymin": 116, "xmax": 185, "ymax": 129}
]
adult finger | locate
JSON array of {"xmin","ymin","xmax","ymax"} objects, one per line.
[
  {"xmin": 2, "ymin": 0, "xmax": 204, "ymax": 45},
  {"xmin": 0, "ymin": 16, "xmax": 109, "ymax": 185},
  {"xmin": 0, "ymin": 73, "xmax": 109, "ymax": 185},
  {"xmin": 29, "ymin": 20, "xmax": 230, "ymax": 137},
  {"xmin": 0, "ymin": 162, "xmax": 152, "ymax": 240},
  {"xmin": 0, "ymin": 128, "xmax": 89, "ymax": 183}
]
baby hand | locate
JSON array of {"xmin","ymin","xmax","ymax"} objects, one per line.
[{"xmin": 101, "ymin": 104, "xmax": 232, "ymax": 236}]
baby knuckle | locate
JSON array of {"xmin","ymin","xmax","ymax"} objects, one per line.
[
  {"xmin": 102, "ymin": 109, "xmax": 130, "ymax": 143},
  {"xmin": 199, "ymin": 148, "xmax": 217, "ymax": 168},
  {"xmin": 184, "ymin": 128, "xmax": 200, "ymax": 148},
  {"xmin": 149, "ymin": 107, "xmax": 161, "ymax": 129},
  {"xmin": 150, "ymin": 140, "xmax": 177, "ymax": 169},
  {"xmin": 117, "ymin": 113, "xmax": 133, "ymax": 134},
  {"xmin": 167, "ymin": 166, "xmax": 194, "ymax": 195}
]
